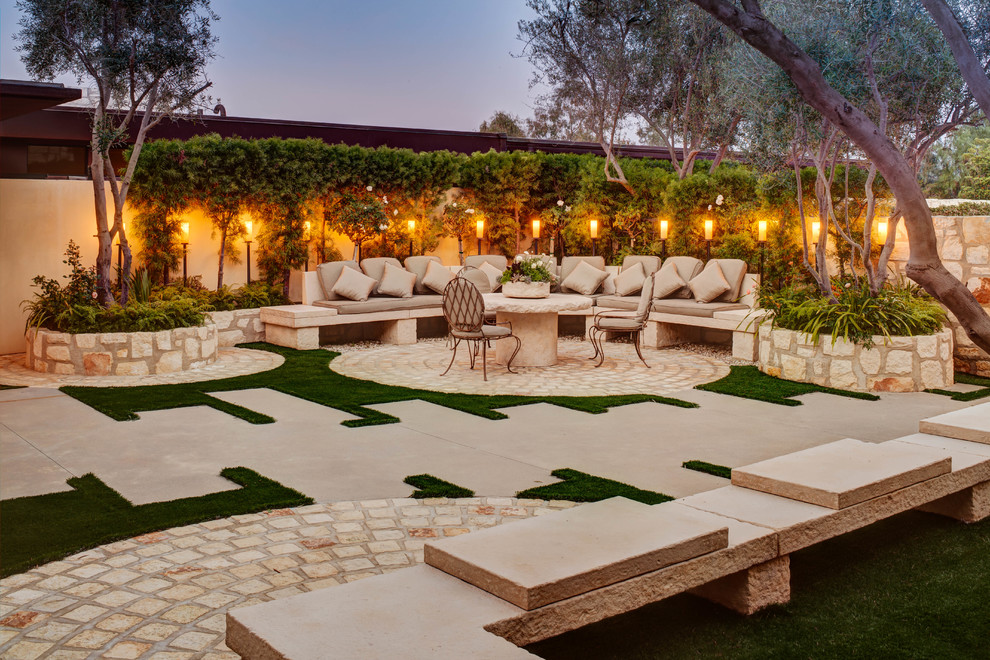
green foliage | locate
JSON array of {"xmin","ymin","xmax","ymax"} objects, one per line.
[
  {"xmin": 929, "ymin": 201, "xmax": 990, "ymax": 216},
  {"xmin": 152, "ymin": 281, "xmax": 287, "ymax": 311},
  {"xmin": 960, "ymin": 138, "xmax": 990, "ymax": 200},
  {"xmin": 128, "ymin": 269, "xmax": 152, "ymax": 304},
  {"xmin": 54, "ymin": 298, "xmax": 205, "ymax": 334},
  {"xmin": 458, "ymin": 150, "xmax": 542, "ymax": 255},
  {"xmin": 515, "ymin": 468, "xmax": 673, "ymax": 505},
  {"xmin": 0, "ymin": 467, "xmax": 311, "ymax": 577},
  {"xmin": 22, "ymin": 240, "xmax": 99, "ymax": 330},
  {"xmin": 761, "ymin": 280, "xmax": 947, "ymax": 348},
  {"xmin": 499, "ymin": 255, "xmax": 555, "ymax": 284},
  {"xmin": 696, "ymin": 365, "xmax": 879, "ymax": 405},
  {"xmin": 404, "ymin": 474, "xmax": 475, "ymax": 499},
  {"xmin": 479, "ymin": 111, "xmax": 526, "ymax": 137},
  {"xmin": 682, "ymin": 460, "xmax": 732, "ymax": 479}
]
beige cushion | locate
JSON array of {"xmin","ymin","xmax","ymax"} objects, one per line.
[
  {"xmin": 377, "ymin": 262, "xmax": 417, "ymax": 298},
  {"xmin": 658, "ymin": 257, "xmax": 703, "ymax": 299},
  {"xmin": 651, "ymin": 299, "xmax": 748, "ymax": 318},
  {"xmin": 464, "ymin": 255, "xmax": 508, "ymax": 271},
  {"xmin": 332, "ymin": 266, "xmax": 377, "ymax": 301},
  {"xmin": 621, "ymin": 255, "xmax": 661, "ymax": 276},
  {"xmin": 707, "ymin": 259, "xmax": 748, "ymax": 302},
  {"xmin": 314, "ymin": 295, "xmax": 442, "ymax": 314},
  {"xmin": 601, "ymin": 273, "xmax": 617, "ymax": 295},
  {"xmin": 479, "ymin": 261, "xmax": 504, "ymax": 292},
  {"xmin": 688, "ymin": 262, "xmax": 731, "ymax": 303},
  {"xmin": 459, "ymin": 267, "xmax": 492, "ymax": 294},
  {"xmin": 360, "ymin": 257, "xmax": 403, "ymax": 295},
  {"xmin": 561, "ymin": 260, "xmax": 608, "ymax": 295},
  {"xmin": 422, "ymin": 259, "xmax": 454, "ymax": 294},
  {"xmin": 653, "ymin": 266, "xmax": 687, "ymax": 299},
  {"xmin": 614, "ymin": 261, "xmax": 646, "ymax": 296},
  {"xmin": 316, "ymin": 260, "xmax": 362, "ymax": 301},
  {"xmin": 404, "ymin": 255, "xmax": 441, "ymax": 295},
  {"xmin": 560, "ymin": 256, "xmax": 606, "ymax": 285}
]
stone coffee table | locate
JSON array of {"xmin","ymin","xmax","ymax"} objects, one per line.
[{"xmin": 483, "ymin": 293, "xmax": 593, "ymax": 367}]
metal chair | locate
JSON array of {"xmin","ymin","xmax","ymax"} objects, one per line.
[
  {"xmin": 441, "ymin": 276, "xmax": 521, "ymax": 381},
  {"xmin": 588, "ymin": 273, "xmax": 655, "ymax": 368}
]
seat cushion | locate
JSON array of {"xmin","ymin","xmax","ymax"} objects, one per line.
[
  {"xmin": 482, "ymin": 324, "xmax": 512, "ymax": 338},
  {"xmin": 653, "ymin": 266, "xmax": 687, "ymax": 299},
  {"xmin": 332, "ymin": 266, "xmax": 377, "ymax": 302},
  {"xmin": 596, "ymin": 316, "xmax": 643, "ymax": 331},
  {"xmin": 688, "ymin": 262, "xmax": 731, "ymax": 303},
  {"xmin": 404, "ymin": 255, "xmax": 442, "ymax": 295},
  {"xmin": 658, "ymin": 257, "xmax": 703, "ymax": 299},
  {"xmin": 378, "ymin": 262, "xmax": 417, "ymax": 298},
  {"xmin": 707, "ymin": 259, "xmax": 748, "ymax": 302},
  {"xmin": 594, "ymin": 295, "xmax": 639, "ymax": 311},
  {"xmin": 621, "ymin": 255, "xmax": 661, "ymax": 276},
  {"xmin": 614, "ymin": 261, "xmax": 646, "ymax": 296},
  {"xmin": 464, "ymin": 255, "xmax": 508, "ymax": 271},
  {"xmin": 316, "ymin": 260, "xmax": 362, "ymax": 301},
  {"xmin": 313, "ymin": 295, "xmax": 442, "ymax": 314},
  {"xmin": 651, "ymin": 299, "xmax": 748, "ymax": 318},
  {"xmin": 423, "ymin": 260, "xmax": 454, "ymax": 294},
  {"xmin": 561, "ymin": 259, "xmax": 608, "ymax": 295},
  {"xmin": 360, "ymin": 257, "xmax": 404, "ymax": 295},
  {"xmin": 479, "ymin": 261, "xmax": 504, "ymax": 291}
]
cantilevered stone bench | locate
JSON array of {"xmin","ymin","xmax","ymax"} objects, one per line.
[
  {"xmin": 227, "ymin": 402, "xmax": 990, "ymax": 659},
  {"xmin": 260, "ymin": 303, "xmax": 439, "ymax": 349}
]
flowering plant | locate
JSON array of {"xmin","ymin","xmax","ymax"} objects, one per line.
[{"xmin": 499, "ymin": 253, "xmax": 556, "ymax": 284}]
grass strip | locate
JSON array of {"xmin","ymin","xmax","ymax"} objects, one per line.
[
  {"xmin": 682, "ymin": 460, "xmax": 732, "ymax": 479},
  {"xmin": 0, "ymin": 384, "xmax": 25, "ymax": 390},
  {"xmin": 516, "ymin": 468, "xmax": 673, "ymax": 505},
  {"xmin": 61, "ymin": 343, "xmax": 698, "ymax": 427},
  {"xmin": 527, "ymin": 511, "xmax": 990, "ymax": 659},
  {"xmin": 696, "ymin": 365, "xmax": 879, "ymax": 406},
  {"xmin": 404, "ymin": 474, "xmax": 475, "ymax": 499},
  {"xmin": 927, "ymin": 372, "xmax": 990, "ymax": 401},
  {"xmin": 0, "ymin": 467, "xmax": 312, "ymax": 577}
]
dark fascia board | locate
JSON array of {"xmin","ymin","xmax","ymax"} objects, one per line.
[{"xmin": 0, "ymin": 80, "xmax": 82, "ymax": 121}]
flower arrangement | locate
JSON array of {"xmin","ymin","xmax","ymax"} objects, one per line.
[{"xmin": 498, "ymin": 253, "xmax": 556, "ymax": 284}]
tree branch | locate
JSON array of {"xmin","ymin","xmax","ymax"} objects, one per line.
[{"xmin": 921, "ymin": 0, "xmax": 990, "ymax": 117}]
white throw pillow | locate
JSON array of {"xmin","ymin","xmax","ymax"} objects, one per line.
[
  {"xmin": 422, "ymin": 259, "xmax": 454, "ymax": 294},
  {"xmin": 479, "ymin": 261, "xmax": 504, "ymax": 292},
  {"xmin": 688, "ymin": 262, "xmax": 731, "ymax": 303},
  {"xmin": 377, "ymin": 262, "xmax": 417, "ymax": 298},
  {"xmin": 332, "ymin": 266, "xmax": 377, "ymax": 301},
  {"xmin": 600, "ymin": 273, "xmax": 617, "ymax": 295},
  {"xmin": 561, "ymin": 259, "xmax": 608, "ymax": 295},
  {"xmin": 614, "ymin": 261, "xmax": 646, "ymax": 297},
  {"xmin": 653, "ymin": 267, "xmax": 687, "ymax": 299}
]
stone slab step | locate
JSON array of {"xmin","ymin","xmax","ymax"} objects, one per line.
[
  {"xmin": 731, "ymin": 438, "xmax": 951, "ymax": 509},
  {"xmin": 424, "ymin": 497, "xmax": 729, "ymax": 610},
  {"xmin": 226, "ymin": 565, "xmax": 533, "ymax": 659},
  {"xmin": 919, "ymin": 402, "xmax": 990, "ymax": 445}
]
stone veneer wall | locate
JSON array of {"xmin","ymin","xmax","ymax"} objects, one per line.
[
  {"xmin": 888, "ymin": 215, "xmax": 990, "ymax": 377},
  {"xmin": 758, "ymin": 326, "xmax": 954, "ymax": 392},
  {"xmin": 25, "ymin": 324, "xmax": 219, "ymax": 376},
  {"xmin": 206, "ymin": 309, "xmax": 265, "ymax": 346}
]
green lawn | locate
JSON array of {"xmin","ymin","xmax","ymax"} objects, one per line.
[
  {"xmin": 682, "ymin": 460, "xmax": 732, "ymax": 479},
  {"xmin": 404, "ymin": 474, "xmax": 476, "ymax": 499},
  {"xmin": 0, "ymin": 467, "xmax": 312, "ymax": 577},
  {"xmin": 696, "ymin": 365, "xmax": 880, "ymax": 406},
  {"xmin": 516, "ymin": 468, "xmax": 673, "ymax": 504},
  {"xmin": 61, "ymin": 343, "xmax": 697, "ymax": 427},
  {"xmin": 528, "ymin": 510, "xmax": 990, "ymax": 659},
  {"xmin": 927, "ymin": 372, "xmax": 990, "ymax": 401}
]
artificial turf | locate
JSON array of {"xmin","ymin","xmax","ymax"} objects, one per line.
[
  {"xmin": 682, "ymin": 460, "xmax": 732, "ymax": 479},
  {"xmin": 527, "ymin": 510, "xmax": 990, "ymax": 659},
  {"xmin": 0, "ymin": 467, "xmax": 312, "ymax": 577},
  {"xmin": 0, "ymin": 384, "xmax": 25, "ymax": 390},
  {"xmin": 696, "ymin": 365, "xmax": 880, "ymax": 406},
  {"xmin": 404, "ymin": 474, "xmax": 475, "ymax": 499},
  {"xmin": 927, "ymin": 372, "xmax": 990, "ymax": 401},
  {"xmin": 60, "ymin": 343, "xmax": 697, "ymax": 427},
  {"xmin": 516, "ymin": 468, "xmax": 673, "ymax": 505}
]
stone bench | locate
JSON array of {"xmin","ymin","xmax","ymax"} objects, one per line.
[
  {"xmin": 227, "ymin": 402, "xmax": 990, "ymax": 658},
  {"xmin": 260, "ymin": 304, "xmax": 442, "ymax": 349}
]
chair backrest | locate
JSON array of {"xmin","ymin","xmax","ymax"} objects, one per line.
[
  {"xmin": 634, "ymin": 273, "xmax": 655, "ymax": 324},
  {"xmin": 442, "ymin": 277, "xmax": 485, "ymax": 333}
]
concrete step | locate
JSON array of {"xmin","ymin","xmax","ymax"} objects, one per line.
[
  {"xmin": 919, "ymin": 402, "xmax": 990, "ymax": 445},
  {"xmin": 424, "ymin": 497, "xmax": 729, "ymax": 610},
  {"xmin": 730, "ymin": 438, "xmax": 951, "ymax": 509}
]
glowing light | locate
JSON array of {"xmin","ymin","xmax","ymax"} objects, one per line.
[
  {"xmin": 407, "ymin": 219, "xmax": 416, "ymax": 232},
  {"xmin": 181, "ymin": 222, "xmax": 190, "ymax": 240},
  {"xmin": 245, "ymin": 220, "xmax": 253, "ymax": 236},
  {"xmin": 589, "ymin": 219, "xmax": 599, "ymax": 239},
  {"xmin": 659, "ymin": 219, "xmax": 668, "ymax": 240},
  {"xmin": 476, "ymin": 219, "xmax": 484, "ymax": 239},
  {"xmin": 532, "ymin": 219, "xmax": 541, "ymax": 239},
  {"xmin": 304, "ymin": 221, "xmax": 311, "ymax": 237},
  {"xmin": 758, "ymin": 220, "xmax": 767, "ymax": 242},
  {"xmin": 704, "ymin": 219, "xmax": 714, "ymax": 241},
  {"xmin": 811, "ymin": 221, "xmax": 820, "ymax": 243},
  {"xmin": 877, "ymin": 220, "xmax": 888, "ymax": 243}
]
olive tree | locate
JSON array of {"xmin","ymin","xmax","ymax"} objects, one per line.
[{"xmin": 15, "ymin": 0, "xmax": 217, "ymax": 305}]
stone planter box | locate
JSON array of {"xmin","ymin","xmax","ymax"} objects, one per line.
[
  {"xmin": 758, "ymin": 326, "xmax": 954, "ymax": 393},
  {"xmin": 206, "ymin": 309, "xmax": 265, "ymax": 346},
  {"xmin": 25, "ymin": 324, "xmax": 220, "ymax": 376},
  {"xmin": 502, "ymin": 282, "xmax": 551, "ymax": 298}
]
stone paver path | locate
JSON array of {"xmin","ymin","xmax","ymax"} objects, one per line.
[
  {"xmin": 330, "ymin": 338, "xmax": 730, "ymax": 396},
  {"xmin": 0, "ymin": 349, "xmax": 283, "ymax": 389},
  {"xmin": 0, "ymin": 497, "xmax": 574, "ymax": 659}
]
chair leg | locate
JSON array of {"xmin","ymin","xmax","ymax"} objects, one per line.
[
  {"xmin": 633, "ymin": 331, "xmax": 650, "ymax": 368},
  {"xmin": 469, "ymin": 340, "xmax": 477, "ymax": 369},
  {"xmin": 504, "ymin": 336, "xmax": 521, "ymax": 374},
  {"xmin": 482, "ymin": 338, "xmax": 488, "ymax": 381},
  {"xmin": 588, "ymin": 327, "xmax": 602, "ymax": 361},
  {"xmin": 594, "ymin": 328, "xmax": 606, "ymax": 367},
  {"xmin": 441, "ymin": 338, "xmax": 460, "ymax": 376}
]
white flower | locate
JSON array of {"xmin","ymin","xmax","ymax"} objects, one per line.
[
  {"xmin": 845, "ymin": 282, "xmax": 851, "ymax": 288},
  {"xmin": 565, "ymin": 205, "xmax": 571, "ymax": 212},
  {"xmin": 716, "ymin": 194, "xmax": 724, "ymax": 205},
  {"xmin": 452, "ymin": 202, "xmax": 457, "ymax": 207},
  {"xmin": 708, "ymin": 204, "xmax": 713, "ymax": 211},
  {"xmin": 382, "ymin": 196, "xmax": 388, "ymax": 204},
  {"xmin": 557, "ymin": 200, "xmax": 564, "ymax": 207},
  {"xmin": 378, "ymin": 223, "xmax": 388, "ymax": 231},
  {"xmin": 393, "ymin": 209, "xmax": 398, "ymax": 216},
  {"xmin": 366, "ymin": 185, "xmax": 373, "ymax": 192},
  {"xmin": 467, "ymin": 208, "xmax": 475, "ymax": 214}
]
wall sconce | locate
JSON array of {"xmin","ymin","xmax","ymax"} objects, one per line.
[
  {"xmin": 476, "ymin": 219, "xmax": 484, "ymax": 254},
  {"xmin": 589, "ymin": 219, "xmax": 599, "ymax": 256},
  {"xmin": 877, "ymin": 220, "xmax": 888, "ymax": 244}
]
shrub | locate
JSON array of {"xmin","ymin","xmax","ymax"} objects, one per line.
[
  {"xmin": 56, "ymin": 299, "xmax": 206, "ymax": 334},
  {"xmin": 23, "ymin": 241, "xmax": 99, "ymax": 331}
]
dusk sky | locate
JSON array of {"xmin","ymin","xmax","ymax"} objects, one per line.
[{"xmin": 0, "ymin": 0, "xmax": 542, "ymax": 131}]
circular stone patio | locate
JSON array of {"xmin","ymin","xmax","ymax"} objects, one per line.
[{"xmin": 329, "ymin": 337, "xmax": 731, "ymax": 396}]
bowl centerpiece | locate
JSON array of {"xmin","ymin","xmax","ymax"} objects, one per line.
[{"xmin": 500, "ymin": 254, "xmax": 555, "ymax": 299}]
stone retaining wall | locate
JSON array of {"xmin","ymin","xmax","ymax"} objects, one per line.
[
  {"xmin": 758, "ymin": 326, "xmax": 954, "ymax": 392},
  {"xmin": 25, "ymin": 324, "xmax": 219, "ymax": 376},
  {"xmin": 207, "ymin": 309, "xmax": 265, "ymax": 346}
]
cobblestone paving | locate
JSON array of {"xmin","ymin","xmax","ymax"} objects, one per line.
[
  {"xmin": 330, "ymin": 337, "xmax": 730, "ymax": 396},
  {"xmin": 0, "ymin": 349, "xmax": 284, "ymax": 389},
  {"xmin": 0, "ymin": 498, "xmax": 574, "ymax": 659}
]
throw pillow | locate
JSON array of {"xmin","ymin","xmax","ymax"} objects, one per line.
[
  {"xmin": 377, "ymin": 262, "xmax": 417, "ymax": 298},
  {"xmin": 614, "ymin": 261, "xmax": 646, "ymax": 297},
  {"xmin": 653, "ymin": 266, "xmax": 687, "ymax": 299},
  {"xmin": 601, "ymin": 273, "xmax": 616, "ymax": 295},
  {"xmin": 561, "ymin": 259, "xmax": 608, "ymax": 295},
  {"xmin": 422, "ymin": 259, "xmax": 454, "ymax": 294},
  {"xmin": 688, "ymin": 262, "xmax": 731, "ymax": 303},
  {"xmin": 332, "ymin": 266, "xmax": 377, "ymax": 301},
  {"xmin": 479, "ymin": 261, "xmax": 504, "ymax": 292}
]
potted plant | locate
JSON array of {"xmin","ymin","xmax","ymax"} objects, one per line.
[{"xmin": 499, "ymin": 253, "xmax": 556, "ymax": 298}]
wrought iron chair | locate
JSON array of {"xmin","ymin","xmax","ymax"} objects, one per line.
[
  {"xmin": 588, "ymin": 273, "xmax": 655, "ymax": 368},
  {"xmin": 441, "ymin": 276, "xmax": 521, "ymax": 381}
]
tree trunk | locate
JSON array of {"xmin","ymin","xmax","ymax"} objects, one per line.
[
  {"xmin": 921, "ymin": 0, "xmax": 990, "ymax": 117},
  {"xmin": 90, "ymin": 118, "xmax": 113, "ymax": 307},
  {"xmin": 217, "ymin": 228, "xmax": 227, "ymax": 290},
  {"xmin": 689, "ymin": 0, "xmax": 990, "ymax": 354}
]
